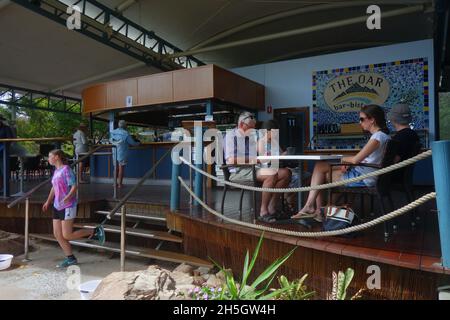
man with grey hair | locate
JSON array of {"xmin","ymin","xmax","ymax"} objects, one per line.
[
  {"xmin": 110, "ymin": 120, "xmax": 139, "ymax": 188},
  {"xmin": 224, "ymin": 112, "xmax": 289, "ymax": 222}
]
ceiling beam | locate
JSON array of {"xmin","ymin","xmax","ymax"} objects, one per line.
[
  {"xmin": 169, "ymin": 5, "xmax": 426, "ymax": 59},
  {"xmin": 261, "ymin": 42, "xmax": 392, "ymax": 64},
  {"xmin": 115, "ymin": 0, "xmax": 136, "ymax": 13},
  {"xmin": 52, "ymin": 62, "xmax": 145, "ymax": 93},
  {"xmin": 189, "ymin": 0, "xmax": 432, "ymax": 51},
  {"xmin": 0, "ymin": 0, "xmax": 11, "ymax": 11}
]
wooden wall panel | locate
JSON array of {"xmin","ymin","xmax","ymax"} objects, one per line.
[
  {"xmin": 213, "ymin": 66, "xmax": 238, "ymax": 103},
  {"xmin": 81, "ymin": 65, "xmax": 265, "ymax": 114},
  {"xmin": 213, "ymin": 65, "xmax": 264, "ymax": 110},
  {"xmin": 82, "ymin": 84, "xmax": 107, "ymax": 113},
  {"xmin": 177, "ymin": 215, "xmax": 450, "ymax": 300},
  {"xmin": 107, "ymin": 79, "xmax": 138, "ymax": 109},
  {"xmin": 137, "ymin": 73, "xmax": 173, "ymax": 106},
  {"xmin": 173, "ymin": 65, "xmax": 214, "ymax": 101}
]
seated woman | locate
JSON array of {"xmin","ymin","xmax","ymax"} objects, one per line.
[
  {"xmin": 257, "ymin": 120, "xmax": 292, "ymax": 216},
  {"xmin": 291, "ymin": 104, "xmax": 391, "ymax": 222}
]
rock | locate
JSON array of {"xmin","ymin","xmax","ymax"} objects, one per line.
[
  {"xmin": 216, "ymin": 269, "xmax": 232, "ymax": 282},
  {"xmin": 92, "ymin": 264, "xmax": 219, "ymax": 300},
  {"xmin": 91, "ymin": 272, "xmax": 139, "ymax": 300},
  {"xmin": 193, "ymin": 266, "xmax": 212, "ymax": 276},
  {"xmin": 206, "ymin": 275, "xmax": 223, "ymax": 288},
  {"xmin": 173, "ymin": 263, "xmax": 194, "ymax": 275},
  {"xmin": 192, "ymin": 275, "xmax": 206, "ymax": 287}
]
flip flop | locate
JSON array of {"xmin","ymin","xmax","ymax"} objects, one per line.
[
  {"xmin": 257, "ymin": 213, "xmax": 277, "ymax": 223},
  {"xmin": 290, "ymin": 211, "xmax": 317, "ymax": 220}
]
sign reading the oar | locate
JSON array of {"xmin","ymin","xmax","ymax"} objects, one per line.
[
  {"xmin": 312, "ymin": 58, "xmax": 429, "ymax": 150},
  {"xmin": 324, "ymin": 72, "xmax": 390, "ymax": 112}
]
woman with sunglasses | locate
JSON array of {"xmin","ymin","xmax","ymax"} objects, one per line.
[{"xmin": 291, "ymin": 104, "xmax": 390, "ymax": 221}]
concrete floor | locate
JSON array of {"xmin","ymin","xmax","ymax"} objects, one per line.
[{"xmin": 0, "ymin": 239, "xmax": 178, "ymax": 300}]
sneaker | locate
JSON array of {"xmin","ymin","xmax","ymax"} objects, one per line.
[
  {"xmin": 57, "ymin": 256, "xmax": 78, "ymax": 268},
  {"xmin": 89, "ymin": 225, "xmax": 106, "ymax": 245}
]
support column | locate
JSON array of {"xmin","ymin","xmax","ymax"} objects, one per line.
[
  {"xmin": 170, "ymin": 149, "xmax": 181, "ymax": 211},
  {"xmin": 193, "ymin": 121, "xmax": 203, "ymax": 206},
  {"xmin": 432, "ymin": 140, "xmax": 450, "ymax": 268}
]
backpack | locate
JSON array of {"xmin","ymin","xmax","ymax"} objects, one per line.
[{"xmin": 322, "ymin": 205, "xmax": 356, "ymax": 232}]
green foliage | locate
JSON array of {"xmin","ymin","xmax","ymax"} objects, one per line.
[
  {"xmin": 329, "ymin": 268, "xmax": 355, "ymax": 300},
  {"xmin": 210, "ymin": 232, "xmax": 297, "ymax": 300},
  {"xmin": 272, "ymin": 274, "xmax": 315, "ymax": 300}
]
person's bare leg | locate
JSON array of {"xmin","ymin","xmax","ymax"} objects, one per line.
[
  {"xmin": 53, "ymin": 219, "xmax": 73, "ymax": 256},
  {"xmin": 316, "ymin": 167, "xmax": 342, "ymax": 212},
  {"xmin": 268, "ymin": 168, "xmax": 291, "ymax": 213},
  {"xmin": 61, "ymin": 219, "xmax": 93, "ymax": 241},
  {"xmin": 118, "ymin": 165, "xmax": 124, "ymax": 188},
  {"xmin": 257, "ymin": 174, "xmax": 276, "ymax": 216},
  {"xmin": 292, "ymin": 161, "xmax": 331, "ymax": 217}
]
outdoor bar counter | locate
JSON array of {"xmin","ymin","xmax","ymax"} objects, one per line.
[{"xmin": 89, "ymin": 141, "xmax": 189, "ymax": 182}]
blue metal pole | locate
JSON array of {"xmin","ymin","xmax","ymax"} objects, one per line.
[
  {"xmin": 194, "ymin": 122, "xmax": 203, "ymax": 206},
  {"xmin": 170, "ymin": 149, "xmax": 181, "ymax": 212},
  {"xmin": 206, "ymin": 100, "xmax": 213, "ymax": 117},
  {"xmin": 431, "ymin": 140, "xmax": 450, "ymax": 268}
]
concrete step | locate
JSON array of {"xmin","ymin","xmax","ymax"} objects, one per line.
[
  {"xmin": 30, "ymin": 233, "xmax": 212, "ymax": 268},
  {"xmin": 73, "ymin": 223, "xmax": 182, "ymax": 243},
  {"xmin": 95, "ymin": 210, "xmax": 166, "ymax": 223}
]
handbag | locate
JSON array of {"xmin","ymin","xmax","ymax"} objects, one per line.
[{"xmin": 322, "ymin": 205, "xmax": 355, "ymax": 232}]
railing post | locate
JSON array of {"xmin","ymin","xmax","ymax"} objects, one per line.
[
  {"xmin": 170, "ymin": 149, "xmax": 181, "ymax": 211},
  {"xmin": 432, "ymin": 140, "xmax": 450, "ymax": 268},
  {"xmin": 193, "ymin": 122, "xmax": 203, "ymax": 206},
  {"xmin": 23, "ymin": 197, "xmax": 30, "ymax": 262},
  {"xmin": 120, "ymin": 205, "xmax": 126, "ymax": 272},
  {"xmin": 113, "ymin": 152, "xmax": 117, "ymax": 200}
]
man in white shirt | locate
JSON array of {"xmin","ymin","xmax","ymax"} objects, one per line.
[
  {"xmin": 224, "ymin": 112, "xmax": 290, "ymax": 222},
  {"xmin": 73, "ymin": 124, "xmax": 89, "ymax": 183}
]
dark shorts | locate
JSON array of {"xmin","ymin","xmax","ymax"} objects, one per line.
[{"xmin": 53, "ymin": 206, "xmax": 77, "ymax": 220}]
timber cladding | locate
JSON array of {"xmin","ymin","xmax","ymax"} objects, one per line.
[
  {"xmin": 82, "ymin": 65, "xmax": 265, "ymax": 113},
  {"xmin": 171, "ymin": 212, "xmax": 450, "ymax": 300},
  {"xmin": 0, "ymin": 202, "xmax": 92, "ymax": 234}
]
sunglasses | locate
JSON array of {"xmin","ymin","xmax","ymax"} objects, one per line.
[
  {"xmin": 359, "ymin": 117, "xmax": 368, "ymax": 123},
  {"xmin": 242, "ymin": 115, "xmax": 256, "ymax": 123}
]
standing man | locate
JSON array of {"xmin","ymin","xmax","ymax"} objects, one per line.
[
  {"xmin": 110, "ymin": 120, "xmax": 139, "ymax": 189},
  {"xmin": 73, "ymin": 123, "xmax": 89, "ymax": 183}
]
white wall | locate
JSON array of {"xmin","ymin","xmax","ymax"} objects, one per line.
[{"xmin": 232, "ymin": 39, "xmax": 435, "ymax": 141}]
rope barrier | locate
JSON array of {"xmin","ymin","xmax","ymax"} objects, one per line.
[
  {"xmin": 179, "ymin": 149, "xmax": 432, "ymax": 193},
  {"xmin": 178, "ymin": 176, "xmax": 435, "ymax": 237}
]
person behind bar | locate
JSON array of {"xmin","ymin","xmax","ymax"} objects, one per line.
[
  {"xmin": 110, "ymin": 120, "xmax": 139, "ymax": 189},
  {"xmin": 225, "ymin": 112, "xmax": 290, "ymax": 223},
  {"xmin": 73, "ymin": 123, "xmax": 89, "ymax": 183},
  {"xmin": 292, "ymin": 104, "xmax": 391, "ymax": 222},
  {"xmin": 42, "ymin": 149, "xmax": 105, "ymax": 268}
]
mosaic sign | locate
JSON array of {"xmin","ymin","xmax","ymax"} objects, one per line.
[
  {"xmin": 312, "ymin": 58, "xmax": 429, "ymax": 149},
  {"xmin": 324, "ymin": 72, "xmax": 390, "ymax": 112}
]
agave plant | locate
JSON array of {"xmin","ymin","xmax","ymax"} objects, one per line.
[
  {"xmin": 210, "ymin": 232, "xmax": 297, "ymax": 300},
  {"xmin": 273, "ymin": 274, "xmax": 316, "ymax": 300}
]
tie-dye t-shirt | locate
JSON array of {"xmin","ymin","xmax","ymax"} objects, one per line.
[{"xmin": 51, "ymin": 165, "xmax": 77, "ymax": 210}]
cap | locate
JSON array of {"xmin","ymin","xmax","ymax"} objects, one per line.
[{"xmin": 387, "ymin": 103, "xmax": 412, "ymax": 125}]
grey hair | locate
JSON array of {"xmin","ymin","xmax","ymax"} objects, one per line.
[
  {"xmin": 238, "ymin": 111, "xmax": 255, "ymax": 126},
  {"xmin": 118, "ymin": 120, "xmax": 127, "ymax": 129}
]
